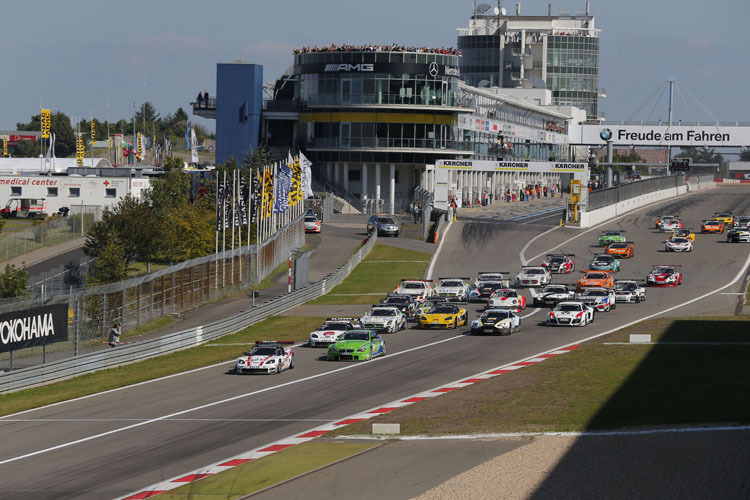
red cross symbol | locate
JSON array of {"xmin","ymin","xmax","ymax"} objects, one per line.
[{"xmin": 103, "ymin": 180, "xmax": 110, "ymax": 187}]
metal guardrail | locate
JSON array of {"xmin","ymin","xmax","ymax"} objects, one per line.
[
  {"xmin": 586, "ymin": 175, "xmax": 686, "ymax": 211},
  {"xmin": 0, "ymin": 233, "xmax": 379, "ymax": 393}
]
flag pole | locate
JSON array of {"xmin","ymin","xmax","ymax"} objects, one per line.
[
  {"xmin": 215, "ymin": 172, "xmax": 219, "ymax": 290},
  {"xmin": 231, "ymin": 170, "xmax": 236, "ymax": 286},
  {"xmin": 222, "ymin": 170, "xmax": 226, "ymax": 290},
  {"xmin": 238, "ymin": 170, "xmax": 243, "ymax": 282}
]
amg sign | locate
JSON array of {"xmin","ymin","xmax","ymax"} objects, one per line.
[
  {"xmin": 0, "ymin": 303, "xmax": 69, "ymax": 353},
  {"xmin": 324, "ymin": 63, "xmax": 374, "ymax": 72}
]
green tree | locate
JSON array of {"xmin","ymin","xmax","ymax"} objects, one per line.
[
  {"xmin": 135, "ymin": 101, "xmax": 161, "ymax": 123},
  {"xmin": 87, "ymin": 241, "xmax": 128, "ymax": 286},
  {"xmin": 146, "ymin": 156, "xmax": 191, "ymax": 212},
  {"xmin": 158, "ymin": 203, "xmax": 216, "ymax": 262},
  {"xmin": 0, "ymin": 264, "xmax": 30, "ymax": 298},
  {"xmin": 739, "ymin": 149, "xmax": 750, "ymax": 162},
  {"xmin": 11, "ymin": 139, "xmax": 38, "ymax": 158},
  {"xmin": 675, "ymin": 147, "xmax": 726, "ymax": 177},
  {"xmin": 51, "ymin": 112, "xmax": 76, "ymax": 157}
]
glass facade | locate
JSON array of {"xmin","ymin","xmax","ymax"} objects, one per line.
[
  {"xmin": 546, "ymin": 35, "xmax": 599, "ymax": 118},
  {"xmin": 456, "ymin": 35, "xmax": 502, "ymax": 88}
]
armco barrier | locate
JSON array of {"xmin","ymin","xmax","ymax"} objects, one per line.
[
  {"xmin": 0, "ymin": 233, "xmax": 379, "ymax": 393},
  {"xmin": 579, "ymin": 177, "xmax": 715, "ymax": 228}
]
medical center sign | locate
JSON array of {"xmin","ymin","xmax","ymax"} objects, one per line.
[{"xmin": 574, "ymin": 124, "xmax": 750, "ymax": 147}]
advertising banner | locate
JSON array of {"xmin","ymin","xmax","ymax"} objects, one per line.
[
  {"xmin": 0, "ymin": 303, "xmax": 69, "ymax": 354},
  {"xmin": 573, "ymin": 124, "xmax": 750, "ymax": 147},
  {"xmin": 41, "ymin": 109, "xmax": 51, "ymax": 139}
]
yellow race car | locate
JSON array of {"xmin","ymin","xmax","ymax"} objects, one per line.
[
  {"xmin": 418, "ymin": 302, "xmax": 468, "ymax": 329},
  {"xmin": 669, "ymin": 228, "xmax": 695, "ymax": 242},
  {"xmin": 713, "ymin": 212, "xmax": 734, "ymax": 225}
]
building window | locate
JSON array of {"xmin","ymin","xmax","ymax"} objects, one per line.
[
  {"xmin": 10, "ymin": 187, "xmax": 21, "ymax": 196},
  {"xmin": 105, "ymin": 188, "xmax": 116, "ymax": 198},
  {"xmin": 348, "ymin": 169, "xmax": 361, "ymax": 182},
  {"xmin": 47, "ymin": 187, "xmax": 58, "ymax": 197},
  {"xmin": 69, "ymin": 187, "xmax": 80, "ymax": 198}
]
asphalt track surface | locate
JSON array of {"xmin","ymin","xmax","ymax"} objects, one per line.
[{"xmin": 2, "ymin": 186, "xmax": 750, "ymax": 499}]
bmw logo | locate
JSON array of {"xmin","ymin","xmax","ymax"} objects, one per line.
[
  {"xmin": 428, "ymin": 62, "xmax": 439, "ymax": 78},
  {"xmin": 600, "ymin": 128, "xmax": 613, "ymax": 141}
]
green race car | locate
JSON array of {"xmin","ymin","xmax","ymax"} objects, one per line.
[
  {"xmin": 598, "ymin": 230, "xmax": 626, "ymax": 246},
  {"xmin": 327, "ymin": 330, "xmax": 386, "ymax": 361}
]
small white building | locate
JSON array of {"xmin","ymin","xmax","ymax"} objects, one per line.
[{"xmin": 0, "ymin": 162, "xmax": 151, "ymax": 216}]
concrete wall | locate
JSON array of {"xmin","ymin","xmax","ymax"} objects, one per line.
[{"xmin": 579, "ymin": 179, "xmax": 715, "ymax": 228}]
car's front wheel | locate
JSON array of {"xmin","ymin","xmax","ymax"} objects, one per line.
[{"xmin": 290, "ymin": 355, "xmax": 295, "ymax": 369}]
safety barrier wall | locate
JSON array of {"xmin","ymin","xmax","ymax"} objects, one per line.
[
  {"xmin": 579, "ymin": 176, "xmax": 715, "ymax": 228},
  {"xmin": 0, "ymin": 233, "xmax": 379, "ymax": 393}
]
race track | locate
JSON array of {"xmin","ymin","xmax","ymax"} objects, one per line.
[{"xmin": 1, "ymin": 186, "xmax": 749, "ymax": 500}]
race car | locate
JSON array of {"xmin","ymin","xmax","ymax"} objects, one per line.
[
  {"xmin": 469, "ymin": 272, "xmax": 511, "ymax": 301},
  {"xmin": 393, "ymin": 279, "xmax": 433, "ymax": 303},
  {"xmin": 532, "ymin": 284, "xmax": 575, "ymax": 307},
  {"xmin": 647, "ymin": 265, "xmax": 683, "ymax": 287},
  {"xmin": 713, "ymin": 212, "xmax": 734, "ymax": 225},
  {"xmin": 614, "ymin": 280, "xmax": 646, "ymax": 303},
  {"xmin": 416, "ymin": 296, "xmax": 449, "ymax": 316},
  {"xmin": 234, "ymin": 341, "xmax": 295, "ymax": 374},
  {"xmin": 515, "ymin": 266, "xmax": 552, "ymax": 287},
  {"xmin": 655, "ymin": 215, "xmax": 680, "ymax": 229},
  {"xmin": 668, "ymin": 228, "xmax": 695, "ymax": 242},
  {"xmin": 598, "ymin": 230, "xmax": 627, "ymax": 246},
  {"xmin": 470, "ymin": 309, "xmax": 521, "ymax": 335},
  {"xmin": 304, "ymin": 215, "xmax": 321, "ymax": 233},
  {"xmin": 733, "ymin": 216, "xmax": 750, "ymax": 229},
  {"xmin": 417, "ymin": 302, "xmax": 468, "ymax": 329},
  {"xmin": 576, "ymin": 270, "xmax": 615, "ymax": 292},
  {"xmin": 701, "ymin": 220, "xmax": 724, "ymax": 234},
  {"xmin": 605, "ymin": 242, "xmax": 635, "ymax": 259},
  {"xmin": 327, "ymin": 330, "xmax": 385, "ymax": 361},
  {"xmin": 434, "ymin": 277, "xmax": 471, "ymax": 303},
  {"xmin": 540, "ymin": 254, "xmax": 576, "ymax": 274},
  {"xmin": 727, "ymin": 229, "xmax": 750, "ymax": 243},
  {"xmin": 379, "ymin": 294, "xmax": 417, "ymax": 320},
  {"xmin": 487, "ymin": 288, "xmax": 526, "ymax": 311},
  {"xmin": 546, "ymin": 301, "xmax": 595, "ymax": 327},
  {"xmin": 659, "ymin": 218, "xmax": 683, "ymax": 232},
  {"xmin": 309, "ymin": 318, "xmax": 361, "ymax": 347},
  {"xmin": 589, "ymin": 254, "xmax": 621, "ymax": 272},
  {"xmin": 664, "ymin": 237, "xmax": 693, "ymax": 252},
  {"xmin": 576, "ymin": 287, "xmax": 617, "ymax": 312},
  {"xmin": 360, "ymin": 306, "xmax": 407, "ymax": 333}
]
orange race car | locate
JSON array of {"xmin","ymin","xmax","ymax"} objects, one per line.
[
  {"xmin": 576, "ymin": 270, "xmax": 615, "ymax": 292},
  {"xmin": 605, "ymin": 241, "xmax": 635, "ymax": 259},
  {"xmin": 701, "ymin": 220, "xmax": 725, "ymax": 234}
]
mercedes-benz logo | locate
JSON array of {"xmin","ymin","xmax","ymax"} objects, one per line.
[
  {"xmin": 428, "ymin": 62, "xmax": 439, "ymax": 77},
  {"xmin": 600, "ymin": 128, "xmax": 613, "ymax": 141}
]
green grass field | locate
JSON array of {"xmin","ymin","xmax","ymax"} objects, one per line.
[
  {"xmin": 332, "ymin": 316, "xmax": 750, "ymax": 435},
  {"xmin": 309, "ymin": 244, "xmax": 431, "ymax": 304},
  {"xmin": 0, "ymin": 316, "xmax": 325, "ymax": 417},
  {"xmin": 159, "ymin": 441, "xmax": 377, "ymax": 499}
]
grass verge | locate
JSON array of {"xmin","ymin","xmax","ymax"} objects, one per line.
[
  {"xmin": 0, "ymin": 316, "xmax": 325, "ymax": 417},
  {"xmin": 331, "ymin": 316, "xmax": 750, "ymax": 436},
  {"xmin": 158, "ymin": 441, "xmax": 377, "ymax": 499},
  {"xmin": 309, "ymin": 244, "xmax": 431, "ymax": 305}
]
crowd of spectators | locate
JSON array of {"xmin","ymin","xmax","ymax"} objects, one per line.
[{"xmin": 293, "ymin": 44, "xmax": 461, "ymax": 56}]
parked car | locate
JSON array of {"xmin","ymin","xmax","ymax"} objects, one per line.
[{"xmin": 367, "ymin": 215, "xmax": 401, "ymax": 237}]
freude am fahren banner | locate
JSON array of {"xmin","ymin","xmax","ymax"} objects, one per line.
[{"xmin": 573, "ymin": 124, "xmax": 750, "ymax": 147}]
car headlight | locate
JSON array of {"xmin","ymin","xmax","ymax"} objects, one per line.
[
  {"xmin": 471, "ymin": 320, "xmax": 481, "ymax": 327},
  {"xmin": 329, "ymin": 345, "xmax": 337, "ymax": 351},
  {"xmin": 357, "ymin": 346, "xmax": 367, "ymax": 352},
  {"xmin": 238, "ymin": 359, "xmax": 245, "ymax": 365},
  {"xmin": 311, "ymin": 334, "xmax": 318, "ymax": 338},
  {"xmin": 420, "ymin": 316, "xmax": 427, "ymax": 321},
  {"xmin": 445, "ymin": 317, "xmax": 454, "ymax": 321},
  {"xmin": 266, "ymin": 359, "xmax": 276, "ymax": 364}
]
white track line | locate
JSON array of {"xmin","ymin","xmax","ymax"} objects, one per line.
[
  {"xmin": 0, "ymin": 334, "xmax": 465, "ymax": 466},
  {"xmin": 426, "ymin": 220, "xmax": 453, "ymax": 280}
]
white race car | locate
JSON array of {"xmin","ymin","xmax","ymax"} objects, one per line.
[
  {"xmin": 304, "ymin": 216, "xmax": 321, "ymax": 233},
  {"xmin": 664, "ymin": 237, "xmax": 693, "ymax": 252},
  {"xmin": 515, "ymin": 266, "xmax": 552, "ymax": 287},
  {"xmin": 727, "ymin": 229, "xmax": 750, "ymax": 243},
  {"xmin": 575, "ymin": 287, "xmax": 616, "ymax": 312},
  {"xmin": 394, "ymin": 279, "xmax": 433, "ymax": 303},
  {"xmin": 469, "ymin": 272, "xmax": 511, "ymax": 300},
  {"xmin": 532, "ymin": 284, "xmax": 575, "ymax": 307},
  {"xmin": 434, "ymin": 277, "xmax": 471, "ymax": 302},
  {"xmin": 614, "ymin": 280, "xmax": 646, "ymax": 303},
  {"xmin": 547, "ymin": 301, "xmax": 595, "ymax": 327},
  {"xmin": 659, "ymin": 218, "xmax": 683, "ymax": 232},
  {"xmin": 733, "ymin": 216, "xmax": 750, "ymax": 229},
  {"xmin": 360, "ymin": 306, "xmax": 407, "ymax": 333},
  {"xmin": 470, "ymin": 309, "xmax": 521, "ymax": 335},
  {"xmin": 234, "ymin": 341, "xmax": 295, "ymax": 374},
  {"xmin": 309, "ymin": 318, "xmax": 361, "ymax": 347},
  {"xmin": 486, "ymin": 288, "xmax": 526, "ymax": 311},
  {"xmin": 541, "ymin": 254, "xmax": 576, "ymax": 274}
]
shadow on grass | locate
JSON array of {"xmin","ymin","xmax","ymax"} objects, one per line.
[{"xmin": 530, "ymin": 318, "xmax": 750, "ymax": 499}]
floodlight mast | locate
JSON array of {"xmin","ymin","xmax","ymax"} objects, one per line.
[{"xmin": 667, "ymin": 77, "xmax": 677, "ymax": 166}]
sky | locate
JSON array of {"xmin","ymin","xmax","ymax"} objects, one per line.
[{"xmin": 1, "ymin": 0, "xmax": 748, "ymax": 133}]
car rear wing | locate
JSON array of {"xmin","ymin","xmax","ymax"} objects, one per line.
[
  {"xmin": 256, "ymin": 340, "xmax": 295, "ymax": 345},
  {"xmin": 325, "ymin": 317, "xmax": 359, "ymax": 322},
  {"xmin": 438, "ymin": 277, "xmax": 472, "ymax": 281},
  {"xmin": 478, "ymin": 271, "xmax": 511, "ymax": 275},
  {"xmin": 545, "ymin": 254, "xmax": 575, "ymax": 257},
  {"xmin": 652, "ymin": 264, "xmax": 682, "ymax": 267},
  {"xmin": 580, "ymin": 269, "xmax": 613, "ymax": 273},
  {"xmin": 400, "ymin": 279, "xmax": 434, "ymax": 282},
  {"xmin": 600, "ymin": 230, "xmax": 626, "ymax": 233}
]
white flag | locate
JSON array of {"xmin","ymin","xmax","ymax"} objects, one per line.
[
  {"xmin": 45, "ymin": 133, "xmax": 53, "ymax": 164},
  {"xmin": 190, "ymin": 127, "xmax": 199, "ymax": 163},
  {"xmin": 300, "ymin": 152, "xmax": 313, "ymax": 198}
]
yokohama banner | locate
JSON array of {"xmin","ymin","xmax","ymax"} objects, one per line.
[{"xmin": 0, "ymin": 303, "xmax": 69, "ymax": 353}]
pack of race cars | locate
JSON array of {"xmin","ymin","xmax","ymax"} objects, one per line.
[{"xmin": 235, "ymin": 209, "xmax": 743, "ymax": 373}]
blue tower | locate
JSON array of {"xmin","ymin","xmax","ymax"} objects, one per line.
[{"xmin": 215, "ymin": 63, "xmax": 263, "ymax": 165}]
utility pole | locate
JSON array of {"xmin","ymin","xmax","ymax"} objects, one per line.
[{"xmin": 667, "ymin": 77, "xmax": 676, "ymax": 170}]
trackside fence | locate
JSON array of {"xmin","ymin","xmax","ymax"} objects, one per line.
[
  {"xmin": 0, "ymin": 232, "xmax": 378, "ymax": 393},
  {"xmin": 586, "ymin": 174, "xmax": 686, "ymax": 211}
]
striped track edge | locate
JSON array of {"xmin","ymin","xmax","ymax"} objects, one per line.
[{"xmin": 118, "ymin": 343, "xmax": 581, "ymax": 499}]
